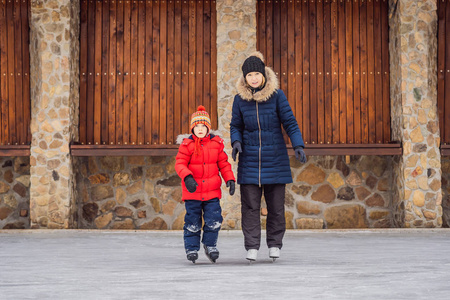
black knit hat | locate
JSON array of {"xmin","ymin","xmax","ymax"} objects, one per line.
[{"xmin": 242, "ymin": 55, "xmax": 266, "ymax": 78}]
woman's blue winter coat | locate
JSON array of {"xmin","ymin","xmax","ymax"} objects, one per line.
[{"xmin": 230, "ymin": 62, "xmax": 304, "ymax": 185}]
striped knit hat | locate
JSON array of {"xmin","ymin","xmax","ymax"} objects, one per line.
[{"xmin": 190, "ymin": 105, "xmax": 211, "ymax": 134}]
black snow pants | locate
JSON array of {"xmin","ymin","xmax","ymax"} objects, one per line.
[{"xmin": 240, "ymin": 184, "xmax": 286, "ymax": 250}]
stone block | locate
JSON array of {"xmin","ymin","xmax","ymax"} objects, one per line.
[
  {"xmin": 90, "ymin": 185, "xmax": 114, "ymax": 201},
  {"xmin": 296, "ymin": 164, "xmax": 326, "ymax": 185},
  {"xmin": 291, "ymin": 184, "xmax": 312, "ymax": 196},
  {"xmin": 140, "ymin": 217, "xmax": 168, "ymax": 230},
  {"xmin": 366, "ymin": 193, "xmax": 386, "ymax": 207},
  {"xmin": 172, "ymin": 211, "xmax": 186, "ymax": 230},
  {"xmin": 82, "ymin": 203, "xmax": 98, "ymax": 222},
  {"xmin": 115, "ymin": 206, "xmax": 133, "ymax": 217},
  {"xmin": 324, "ymin": 204, "xmax": 368, "ymax": 229},
  {"xmin": 355, "ymin": 186, "xmax": 371, "ymax": 201},
  {"xmin": 337, "ymin": 187, "xmax": 355, "ymax": 201},
  {"xmin": 327, "ymin": 172, "xmax": 345, "ymax": 189},
  {"xmin": 311, "ymin": 184, "xmax": 335, "ymax": 203},
  {"xmin": 0, "ymin": 207, "xmax": 13, "ymax": 220},
  {"xmin": 100, "ymin": 200, "xmax": 116, "ymax": 213},
  {"xmin": 126, "ymin": 182, "xmax": 143, "ymax": 195},
  {"xmin": 95, "ymin": 213, "xmax": 113, "ymax": 229},
  {"xmin": 295, "ymin": 218, "xmax": 324, "ymax": 229},
  {"xmin": 111, "ymin": 219, "xmax": 135, "ymax": 230},
  {"xmin": 297, "ymin": 201, "xmax": 321, "ymax": 215},
  {"xmin": 88, "ymin": 173, "xmax": 110, "ymax": 185}
]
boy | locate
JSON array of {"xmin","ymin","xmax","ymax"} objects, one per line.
[{"xmin": 175, "ymin": 105, "xmax": 235, "ymax": 263}]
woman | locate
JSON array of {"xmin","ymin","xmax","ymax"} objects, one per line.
[{"xmin": 230, "ymin": 51, "xmax": 307, "ymax": 262}]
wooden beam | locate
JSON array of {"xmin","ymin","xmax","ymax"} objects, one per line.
[{"xmin": 0, "ymin": 145, "xmax": 30, "ymax": 156}]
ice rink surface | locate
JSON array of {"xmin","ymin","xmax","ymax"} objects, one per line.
[{"xmin": 1, "ymin": 229, "xmax": 449, "ymax": 299}]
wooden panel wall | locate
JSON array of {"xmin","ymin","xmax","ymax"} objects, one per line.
[
  {"xmin": 79, "ymin": 0, "xmax": 217, "ymax": 146},
  {"xmin": 257, "ymin": 0, "xmax": 390, "ymax": 145},
  {"xmin": 0, "ymin": 0, "xmax": 31, "ymax": 146},
  {"xmin": 438, "ymin": 0, "xmax": 450, "ymax": 146}
]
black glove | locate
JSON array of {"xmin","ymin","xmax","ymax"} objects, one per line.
[
  {"xmin": 294, "ymin": 146, "xmax": 307, "ymax": 163},
  {"xmin": 232, "ymin": 141, "xmax": 242, "ymax": 161},
  {"xmin": 184, "ymin": 175, "xmax": 198, "ymax": 193},
  {"xmin": 227, "ymin": 180, "xmax": 235, "ymax": 196}
]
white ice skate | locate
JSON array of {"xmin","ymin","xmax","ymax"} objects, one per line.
[
  {"xmin": 246, "ymin": 249, "xmax": 258, "ymax": 263},
  {"xmin": 269, "ymin": 247, "xmax": 280, "ymax": 262}
]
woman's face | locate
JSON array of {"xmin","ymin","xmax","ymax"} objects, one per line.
[
  {"xmin": 193, "ymin": 123, "xmax": 208, "ymax": 138},
  {"xmin": 245, "ymin": 72, "xmax": 264, "ymax": 88}
]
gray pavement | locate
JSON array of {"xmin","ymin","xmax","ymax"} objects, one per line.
[{"xmin": 1, "ymin": 229, "xmax": 450, "ymax": 300}]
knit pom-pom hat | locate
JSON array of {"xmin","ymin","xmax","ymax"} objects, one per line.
[{"xmin": 190, "ymin": 105, "xmax": 211, "ymax": 135}]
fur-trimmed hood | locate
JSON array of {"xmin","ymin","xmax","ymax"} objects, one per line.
[
  {"xmin": 236, "ymin": 51, "xmax": 279, "ymax": 102},
  {"xmin": 176, "ymin": 130, "xmax": 223, "ymax": 145}
]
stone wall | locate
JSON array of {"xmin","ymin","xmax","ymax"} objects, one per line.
[
  {"xmin": 389, "ymin": 0, "xmax": 442, "ymax": 227},
  {"xmin": 75, "ymin": 155, "xmax": 394, "ymax": 230},
  {"xmin": 288, "ymin": 156, "xmax": 393, "ymax": 229},
  {"xmin": 29, "ymin": 0, "xmax": 80, "ymax": 229},
  {"xmin": 0, "ymin": 157, "xmax": 30, "ymax": 229},
  {"xmin": 75, "ymin": 156, "xmax": 184, "ymax": 229}
]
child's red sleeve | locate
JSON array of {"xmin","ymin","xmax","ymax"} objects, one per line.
[
  {"xmin": 175, "ymin": 144, "xmax": 193, "ymax": 180},
  {"xmin": 217, "ymin": 144, "xmax": 235, "ymax": 183}
]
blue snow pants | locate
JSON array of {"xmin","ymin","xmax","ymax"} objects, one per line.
[{"xmin": 183, "ymin": 198, "xmax": 223, "ymax": 252}]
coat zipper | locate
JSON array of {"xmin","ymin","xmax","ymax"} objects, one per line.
[{"xmin": 256, "ymin": 102, "xmax": 262, "ymax": 187}]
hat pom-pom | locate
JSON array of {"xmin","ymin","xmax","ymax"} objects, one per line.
[{"xmin": 197, "ymin": 105, "xmax": 206, "ymax": 112}]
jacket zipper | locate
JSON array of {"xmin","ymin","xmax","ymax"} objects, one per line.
[{"xmin": 256, "ymin": 102, "xmax": 262, "ymax": 187}]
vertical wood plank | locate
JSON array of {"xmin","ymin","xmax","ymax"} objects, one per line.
[
  {"xmin": 130, "ymin": 0, "xmax": 138, "ymax": 144},
  {"xmin": 203, "ymin": 0, "xmax": 211, "ymax": 116},
  {"xmin": 287, "ymin": 0, "xmax": 295, "ymax": 132},
  {"xmin": 181, "ymin": 0, "xmax": 189, "ymax": 133},
  {"xmin": 174, "ymin": 0, "xmax": 181, "ymax": 138},
  {"xmin": 108, "ymin": 0, "xmax": 117, "ymax": 144},
  {"xmin": 309, "ymin": 0, "xmax": 317, "ymax": 143},
  {"xmin": 338, "ymin": 0, "xmax": 346, "ymax": 144},
  {"xmin": 22, "ymin": 0, "xmax": 31, "ymax": 144},
  {"xmin": 381, "ymin": 0, "xmax": 390, "ymax": 143},
  {"xmin": 188, "ymin": 0, "xmax": 196, "ymax": 128},
  {"xmin": 438, "ymin": 0, "xmax": 446, "ymax": 142},
  {"xmin": 265, "ymin": 0, "xmax": 273, "ymax": 69},
  {"xmin": 273, "ymin": 0, "xmax": 280, "ymax": 82},
  {"xmin": 196, "ymin": 0, "xmax": 203, "ymax": 110},
  {"xmin": 152, "ymin": 0, "xmax": 160, "ymax": 143},
  {"xmin": 101, "ymin": 0, "xmax": 109, "ymax": 145},
  {"xmin": 94, "ymin": 0, "xmax": 102, "ymax": 145},
  {"xmin": 323, "ymin": 0, "xmax": 332, "ymax": 144},
  {"xmin": 374, "ymin": 0, "xmax": 382, "ymax": 143},
  {"xmin": 257, "ymin": 0, "xmax": 266, "ymax": 58},
  {"xmin": 360, "ymin": 0, "xmax": 368, "ymax": 143},
  {"xmin": 345, "ymin": 0, "xmax": 353, "ymax": 144},
  {"xmin": 160, "ymin": 0, "xmax": 167, "ymax": 144},
  {"xmin": 367, "ymin": 0, "xmax": 375, "ymax": 143},
  {"xmin": 280, "ymin": 0, "xmax": 287, "ymax": 98},
  {"xmin": 353, "ymin": 0, "xmax": 361, "ymax": 144},
  {"xmin": 166, "ymin": 0, "xmax": 174, "ymax": 144},
  {"xmin": 115, "ymin": 0, "xmax": 123, "ymax": 144},
  {"xmin": 14, "ymin": 0, "xmax": 23, "ymax": 145},
  {"xmin": 7, "ymin": 0, "xmax": 16, "ymax": 144},
  {"xmin": 295, "ymin": 0, "xmax": 302, "ymax": 135},
  {"xmin": 87, "ymin": 0, "xmax": 95, "ymax": 144},
  {"xmin": 302, "ymin": 0, "xmax": 310, "ymax": 144},
  {"xmin": 446, "ymin": 0, "xmax": 450, "ymax": 142},
  {"xmin": 79, "ymin": 0, "xmax": 87, "ymax": 144},
  {"xmin": 316, "ymin": 0, "xmax": 324, "ymax": 144},
  {"xmin": 145, "ymin": 0, "xmax": 153, "ymax": 144},
  {"xmin": 0, "ymin": 0, "xmax": 7, "ymax": 144},
  {"xmin": 137, "ymin": 0, "xmax": 146, "ymax": 144},
  {"xmin": 210, "ymin": 0, "xmax": 217, "ymax": 129},
  {"xmin": 123, "ymin": 0, "xmax": 131, "ymax": 144},
  {"xmin": 331, "ymin": 0, "xmax": 339, "ymax": 144}
]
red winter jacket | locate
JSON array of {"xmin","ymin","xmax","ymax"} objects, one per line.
[{"xmin": 175, "ymin": 134, "xmax": 235, "ymax": 201}]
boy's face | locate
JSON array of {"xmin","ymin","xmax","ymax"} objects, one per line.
[
  {"xmin": 193, "ymin": 124, "xmax": 208, "ymax": 138},
  {"xmin": 245, "ymin": 72, "xmax": 264, "ymax": 88}
]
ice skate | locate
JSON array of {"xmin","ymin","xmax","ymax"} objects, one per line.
[
  {"xmin": 203, "ymin": 245, "xmax": 219, "ymax": 263},
  {"xmin": 246, "ymin": 249, "xmax": 258, "ymax": 263},
  {"xmin": 186, "ymin": 250, "xmax": 198, "ymax": 263},
  {"xmin": 269, "ymin": 247, "xmax": 280, "ymax": 262}
]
